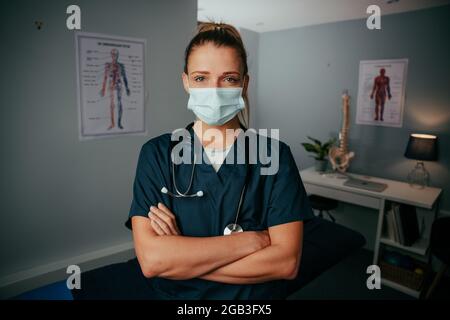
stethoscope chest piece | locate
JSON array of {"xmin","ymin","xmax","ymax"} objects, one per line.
[{"xmin": 223, "ymin": 223, "xmax": 243, "ymax": 235}]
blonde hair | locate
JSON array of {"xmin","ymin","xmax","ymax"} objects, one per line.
[{"xmin": 184, "ymin": 22, "xmax": 250, "ymax": 128}]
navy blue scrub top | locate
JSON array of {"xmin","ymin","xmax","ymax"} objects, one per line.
[{"xmin": 125, "ymin": 126, "xmax": 314, "ymax": 300}]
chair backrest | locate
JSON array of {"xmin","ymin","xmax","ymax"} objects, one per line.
[{"xmin": 430, "ymin": 217, "xmax": 450, "ymax": 264}]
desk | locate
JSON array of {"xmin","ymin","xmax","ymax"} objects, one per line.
[{"xmin": 300, "ymin": 166, "xmax": 442, "ymax": 297}]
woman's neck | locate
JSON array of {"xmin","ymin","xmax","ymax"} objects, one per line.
[{"xmin": 193, "ymin": 117, "xmax": 242, "ymax": 149}]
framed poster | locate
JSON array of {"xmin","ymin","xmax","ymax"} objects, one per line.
[
  {"xmin": 75, "ymin": 32, "xmax": 146, "ymax": 140},
  {"xmin": 356, "ymin": 59, "xmax": 408, "ymax": 127}
]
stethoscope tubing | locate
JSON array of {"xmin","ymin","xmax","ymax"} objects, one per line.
[
  {"xmin": 161, "ymin": 123, "xmax": 250, "ymax": 234},
  {"xmin": 171, "ymin": 152, "xmax": 198, "ymax": 197}
]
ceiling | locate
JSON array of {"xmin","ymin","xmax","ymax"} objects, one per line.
[{"xmin": 198, "ymin": 0, "xmax": 450, "ymax": 33}]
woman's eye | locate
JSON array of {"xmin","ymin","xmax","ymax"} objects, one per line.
[{"xmin": 224, "ymin": 77, "xmax": 239, "ymax": 83}]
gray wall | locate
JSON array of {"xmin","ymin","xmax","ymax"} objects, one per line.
[
  {"xmin": 256, "ymin": 6, "xmax": 450, "ymax": 214},
  {"xmin": 240, "ymin": 28, "xmax": 260, "ymax": 129},
  {"xmin": 0, "ymin": 0, "xmax": 197, "ymax": 278}
]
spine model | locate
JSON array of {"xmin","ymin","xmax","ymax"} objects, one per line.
[{"xmin": 328, "ymin": 90, "xmax": 355, "ymax": 173}]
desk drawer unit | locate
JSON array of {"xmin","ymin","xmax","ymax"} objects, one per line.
[{"xmin": 304, "ymin": 183, "xmax": 381, "ymax": 210}]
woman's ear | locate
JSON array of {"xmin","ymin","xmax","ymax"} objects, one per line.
[{"xmin": 182, "ymin": 72, "xmax": 190, "ymax": 93}]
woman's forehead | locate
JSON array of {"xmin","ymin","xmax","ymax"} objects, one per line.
[{"xmin": 187, "ymin": 43, "xmax": 241, "ymax": 74}]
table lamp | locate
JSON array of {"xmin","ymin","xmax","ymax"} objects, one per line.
[{"xmin": 404, "ymin": 133, "xmax": 438, "ymax": 188}]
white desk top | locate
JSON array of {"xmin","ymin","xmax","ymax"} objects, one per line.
[{"xmin": 300, "ymin": 166, "xmax": 442, "ymax": 209}]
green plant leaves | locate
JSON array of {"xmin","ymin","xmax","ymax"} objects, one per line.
[
  {"xmin": 301, "ymin": 142, "xmax": 317, "ymax": 153},
  {"xmin": 307, "ymin": 136, "xmax": 322, "ymax": 146},
  {"xmin": 301, "ymin": 137, "xmax": 337, "ymax": 161}
]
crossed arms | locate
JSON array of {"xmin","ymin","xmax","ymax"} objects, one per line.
[{"xmin": 131, "ymin": 203, "xmax": 303, "ymax": 285}]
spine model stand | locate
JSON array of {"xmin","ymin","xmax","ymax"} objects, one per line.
[{"xmin": 328, "ymin": 90, "xmax": 355, "ymax": 173}]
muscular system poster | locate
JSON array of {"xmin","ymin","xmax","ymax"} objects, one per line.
[
  {"xmin": 75, "ymin": 32, "xmax": 146, "ymax": 140},
  {"xmin": 356, "ymin": 59, "xmax": 408, "ymax": 128}
]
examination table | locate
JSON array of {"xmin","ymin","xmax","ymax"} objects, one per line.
[{"xmin": 15, "ymin": 217, "xmax": 366, "ymax": 300}]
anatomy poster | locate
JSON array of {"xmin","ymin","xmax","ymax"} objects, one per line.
[
  {"xmin": 356, "ymin": 59, "xmax": 408, "ymax": 128},
  {"xmin": 75, "ymin": 32, "xmax": 146, "ymax": 140}
]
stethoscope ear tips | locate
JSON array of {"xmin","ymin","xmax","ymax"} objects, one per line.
[
  {"xmin": 196, "ymin": 190, "xmax": 204, "ymax": 197},
  {"xmin": 161, "ymin": 187, "xmax": 168, "ymax": 194}
]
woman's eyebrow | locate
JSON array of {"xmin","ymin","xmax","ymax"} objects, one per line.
[
  {"xmin": 190, "ymin": 71, "xmax": 241, "ymax": 76},
  {"xmin": 191, "ymin": 71, "xmax": 210, "ymax": 75},
  {"xmin": 222, "ymin": 71, "xmax": 241, "ymax": 76}
]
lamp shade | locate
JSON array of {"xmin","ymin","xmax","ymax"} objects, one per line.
[{"xmin": 404, "ymin": 134, "xmax": 438, "ymax": 161}]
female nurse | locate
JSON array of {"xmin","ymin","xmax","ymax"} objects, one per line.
[{"xmin": 127, "ymin": 22, "xmax": 314, "ymax": 300}]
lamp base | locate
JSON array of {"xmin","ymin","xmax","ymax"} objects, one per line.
[{"xmin": 407, "ymin": 161, "xmax": 429, "ymax": 189}]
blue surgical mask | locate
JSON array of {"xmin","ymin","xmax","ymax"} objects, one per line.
[{"xmin": 187, "ymin": 87, "xmax": 245, "ymax": 126}]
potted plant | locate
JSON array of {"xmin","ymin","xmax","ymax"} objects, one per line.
[{"xmin": 301, "ymin": 136, "xmax": 337, "ymax": 172}]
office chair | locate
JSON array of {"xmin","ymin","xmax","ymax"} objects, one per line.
[
  {"xmin": 308, "ymin": 195, "xmax": 338, "ymax": 223},
  {"xmin": 425, "ymin": 216, "xmax": 450, "ymax": 299}
]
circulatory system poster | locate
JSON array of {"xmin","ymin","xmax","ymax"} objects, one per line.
[
  {"xmin": 75, "ymin": 32, "xmax": 146, "ymax": 140},
  {"xmin": 356, "ymin": 59, "xmax": 408, "ymax": 128}
]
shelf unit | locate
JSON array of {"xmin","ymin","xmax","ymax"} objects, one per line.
[
  {"xmin": 381, "ymin": 278, "xmax": 421, "ymax": 299},
  {"xmin": 379, "ymin": 237, "xmax": 429, "ymax": 257},
  {"xmin": 377, "ymin": 199, "xmax": 437, "ymax": 297},
  {"xmin": 300, "ymin": 167, "xmax": 442, "ymax": 298}
]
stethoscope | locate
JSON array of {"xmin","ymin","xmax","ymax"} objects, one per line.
[{"xmin": 161, "ymin": 123, "xmax": 249, "ymax": 235}]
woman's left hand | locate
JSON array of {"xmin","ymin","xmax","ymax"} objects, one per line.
[{"xmin": 148, "ymin": 203, "xmax": 181, "ymax": 236}]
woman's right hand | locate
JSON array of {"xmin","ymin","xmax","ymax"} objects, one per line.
[{"xmin": 148, "ymin": 203, "xmax": 181, "ymax": 236}]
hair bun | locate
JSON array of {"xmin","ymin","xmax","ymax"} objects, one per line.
[
  {"xmin": 197, "ymin": 22, "xmax": 222, "ymax": 33},
  {"xmin": 197, "ymin": 22, "xmax": 243, "ymax": 44}
]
